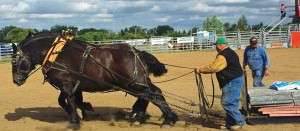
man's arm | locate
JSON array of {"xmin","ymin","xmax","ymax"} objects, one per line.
[
  {"xmin": 261, "ymin": 48, "xmax": 270, "ymax": 69},
  {"xmin": 197, "ymin": 55, "xmax": 227, "ymax": 74},
  {"xmin": 243, "ymin": 47, "xmax": 248, "ymax": 69},
  {"xmin": 261, "ymin": 48, "xmax": 270, "ymax": 76}
]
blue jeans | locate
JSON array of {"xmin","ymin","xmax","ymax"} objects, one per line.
[
  {"xmin": 252, "ymin": 69, "xmax": 265, "ymax": 87},
  {"xmin": 221, "ymin": 76, "xmax": 245, "ymax": 128}
]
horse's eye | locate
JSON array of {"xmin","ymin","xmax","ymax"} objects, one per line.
[{"xmin": 11, "ymin": 59, "xmax": 16, "ymax": 64}]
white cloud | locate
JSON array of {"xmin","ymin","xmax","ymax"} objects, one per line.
[
  {"xmin": 155, "ymin": 17, "xmax": 169, "ymax": 23},
  {"xmin": 212, "ymin": 0, "xmax": 249, "ymax": 3},
  {"xmin": 177, "ymin": 18, "xmax": 185, "ymax": 21},
  {"xmin": 0, "ymin": 0, "xmax": 291, "ymax": 32},
  {"xmin": 0, "ymin": 13, "xmax": 18, "ymax": 20},
  {"xmin": 0, "ymin": 4, "xmax": 13, "ymax": 12},
  {"xmin": 0, "ymin": 1, "xmax": 29, "ymax": 13},
  {"xmin": 87, "ymin": 18, "xmax": 113, "ymax": 23},
  {"xmin": 29, "ymin": 14, "xmax": 75, "ymax": 19},
  {"xmin": 73, "ymin": 2, "xmax": 93, "ymax": 11},
  {"xmin": 189, "ymin": 2, "xmax": 215, "ymax": 12},
  {"xmin": 150, "ymin": 5, "xmax": 160, "ymax": 12},
  {"xmin": 189, "ymin": 15, "xmax": 201, "ymax": 20},
  {"xmin": 130, "ymin": 1, "xmax": 148, "ymax": 7},
  {"xmin": 94, "ymin": 13, "xmax": 113, "ymax": 18},
  {"xmin": 13, "ymin": 1, "xmax": 30, "ymax": 12},
  {"xmin": 19, "ymin": 18, "xmax": 29, "ymax": 23}
]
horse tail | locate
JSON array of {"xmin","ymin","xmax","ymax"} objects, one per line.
[{"xmin": 137, "ymin": 50, "xmax": 167, "ymax": 77}]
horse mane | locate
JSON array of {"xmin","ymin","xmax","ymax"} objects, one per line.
[
  {"xmin": 137, "ymin": 50, "xmax": 167, "ymax": 77},
  {"xmin": 20, "ymin": 31, "xmax": 57, "ymax": 46}
]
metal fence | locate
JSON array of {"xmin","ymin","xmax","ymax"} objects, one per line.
[
  {"xmin": 0, "ymin": 43, "xmax": 13, "ymax": 62},
  {"xmin": 220, "ymin": 30, "xmax": 289, "ymax": 50},
  {"xmin": 88, "ymin": 29, "xmax": 289, "ymax": 52},
  {"xmin": 0, "ymin": 29, "xmax": 292, "ymax": 61}
]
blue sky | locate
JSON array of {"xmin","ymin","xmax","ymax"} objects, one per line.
[{"xmin": 0, "ymin": 0, "xmax": 295, "ymax": 32}]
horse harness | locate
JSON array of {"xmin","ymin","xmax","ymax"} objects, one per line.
[
  {"xmin": 13, "ymin": 35, "xmax": 215, "ymax": 119},
  {"xmin": 41, "ymin": 35, "xmax": 150, "ymax": 93}
]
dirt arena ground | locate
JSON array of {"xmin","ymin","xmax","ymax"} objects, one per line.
[{"xmin": 1, "ymin": 48, "xmax": 300, "ymax": 131}]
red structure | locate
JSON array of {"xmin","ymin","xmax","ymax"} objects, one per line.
[
  {"xmin": 296, "ymin": 0, "xmax": 300, "ymax": 17},
  {"xmin": 291, "ymin": 32, "xmax": 300, "ymax": 48}
]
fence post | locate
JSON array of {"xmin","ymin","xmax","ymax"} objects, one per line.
[
  {"xmin": 237, "ymin": 29, "xmax": 241, "ymax": 50},
  {"xmin": 261, "ymin": 30, "xmax": 266, "ymax": 48}
]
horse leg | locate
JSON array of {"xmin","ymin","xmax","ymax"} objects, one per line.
[
  {"xmin": 74, "ymin": 91, "xmax": 94, "ymax": 120},
  {"xmin": 62, "ymin": 82, "xmax": 80, "ymax": 126},
  {"xmin": 144, "ymin": 84, "xmax": 178, "ymax": 128},
  {"xmin": 130, "ymin": 98, "xmax": 149, "ymax": 126},
  {"xmin": 58, "ymin": 91, "xmax": 71, "ymax": 115},
  {"xmin": 128, "ymin": 83, "xmax": 177, "ymax": 128}
]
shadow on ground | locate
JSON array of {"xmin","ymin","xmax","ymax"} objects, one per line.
[{"xmin": 5, "ymin": 106, "xmax": 132, "ymax": 123}]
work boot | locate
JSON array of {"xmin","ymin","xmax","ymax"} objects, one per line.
[
  {"xmin": 230, "ymin": 123, "xmax": 246, "ymax": 131},
  {"xmin": 219, "ymin": 124, "xmax": 230, "ymax": 130}
]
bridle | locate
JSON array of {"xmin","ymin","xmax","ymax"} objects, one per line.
[
  {"xmin": 11, "ymin": 50, "xmax": 41, "ymax": 83},
  {"xmin": 12, "ymin": 52, "xmax": 31, "ymax": 74}
]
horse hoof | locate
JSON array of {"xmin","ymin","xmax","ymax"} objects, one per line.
[
  {"xmin": 160, "ymin": 121, "xmax": 174, "ymax": 128},
  {"xmin": 67, "ymin": 123, "xmax": 81, "ymax": 130},
  {"xmin": 83, "ymin": 102, "xmax": 94, "ymax": 112},
  {"xmin": 82, "ymin": 116, "xmax": 87, "ymax": 121},
  {"xmin": 160, "ymin": 124, "xmax": 172, "ymax": 128},
  {"xmin": 130, "ymin": 121, "xmax": 141, "ymax": 127}
]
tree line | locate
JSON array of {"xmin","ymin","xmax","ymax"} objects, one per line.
[{"xmin": 0, "ymin": 15, "xmax": 289, "ymax": 43}]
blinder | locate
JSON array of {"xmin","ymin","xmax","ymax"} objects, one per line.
[{"xmin": 11, "ymin": 52, "xmax": 32, "ymax": 75}]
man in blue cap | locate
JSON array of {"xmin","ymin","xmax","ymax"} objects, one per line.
[
  {"xmin": 196, "ymin": 37, "xmax": 246, "ymax": 130},
  {"xmin": 243, "ymin": 36, "xmax": 270, "ymax": 87}
]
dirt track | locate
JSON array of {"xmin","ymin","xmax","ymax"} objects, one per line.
[{"xmin": 1, "ymin": 48, "xmax": 300, "ymax": 131}]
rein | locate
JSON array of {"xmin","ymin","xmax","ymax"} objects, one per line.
[
  {"xmin": 153, "ymin": 63, "xmax": 195, "ymax": 83},
  {"xmin": 36, "ymin": 36, "xmax": 215, "ymax": 117},
  {"xmin": 44, "ymin": 39, "xmax": 150, "ymax": 89},
  {"xmin": 26, "ymin": 66, "xmax": 42, "ymax": 78},
  {"xmin": 195, "ymin": 71, "xmax": 215, "ymax": 123}
]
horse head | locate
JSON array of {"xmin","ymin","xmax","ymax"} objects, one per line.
[
  {"xmin": 11, "ymin": 32, "xmax": 56, "ymax": 86},
  {"xmin": 11, "ymin": 43, "xmax": 33, "ymax": 86}
]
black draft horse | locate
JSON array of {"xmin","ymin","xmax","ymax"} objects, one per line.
[{"xmin": 11, "ymin": 32, "xmax": 177, "ymax": 128}]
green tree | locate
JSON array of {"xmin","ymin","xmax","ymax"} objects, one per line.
[
  {"xmin": 147, "ymin": 28, "xmax": 156, "ymax": 36},
  {"xmin": 191, "ymin": 27, "xmax": 199, "ymax": 35},
  {"xmin": 78, "ymin": 28, "xmax": 99, "ymax": 35},
  {"xmin": 0, "ymin": 26, "xmax": 17, "ymax": 42},
  {"xmin": 50, "ymin": 25, "xmax": 78, "ymax": 34},
  {"xmin": 76, "ymin": 31, "xmax": 108, "ymax": 41},
  {"xmin": 122, "ymin": 32, "xmax": 141, "ymax": 39},
  {"xmin": 223, "ymin": 23, "xmax": 231, "ymax": 31},
  {"xmin": 202, "ymin": 16, "xmax": 223, "ymax": 33},
  {"xmin": 155, "ymin": 25, "xmax": 174, "ymax": 36},
  {"xmin": 230, "ymin": 23, "xmax": 237, "ymax": 31},
  {"xmin": 4, "ymin": 27, "xmax": 36, "ymax": 43},
  {"xmin": 252, "ymin": 22, "xmax": 264, "ymax": 31},
  {"xmin": 236, "ymin": 15, "xmax": 248, "ymax": 31}
]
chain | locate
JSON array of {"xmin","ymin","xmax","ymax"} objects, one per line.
[
  {"xmin": 139, "ymin": 92, "xmax": 200, "ymax": 117},
  {"xmin": 162, "ymin": 90, "xmax": 197, "ymax": 106},
  {"xmin": 46, "ymin": 43, "xmax": 203, "ymax": 117}
]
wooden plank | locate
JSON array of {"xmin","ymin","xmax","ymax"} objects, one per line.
[
  {"xmin": 250, "ymin": 99, "xmax": 293, "ymax": 105},
  {"xmin": 259, "ymin": 108, "xmax": 300, "ymax": 112},
  {"xmin": 250, "ymin": 96, "xmax": 293, "ymax": 102},
  {"xmin": 259, "ymin": 105, "xmax": 300, "ymax": 111},
  {"xmin": 269, "ymin": 113, "xmax": 300, "ymax": 117},
  {"xmin": 262, "ymin": 110, "xmax": 300, "ymax": 114},
  {"xmin": 251, "ymin": 103, "xmax": 293, "ymax": 107},
  {"xmin": 248, "ymin": 87, "xmax": 293, "ymax": 97}
]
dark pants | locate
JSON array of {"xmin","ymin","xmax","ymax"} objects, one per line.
[{"xmin": 281, "ymin": 11, "xmax": 286, "ymax": 20}]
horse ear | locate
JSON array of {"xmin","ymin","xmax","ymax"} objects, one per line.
[
  {"xmin": 26, "ymin": 31, "xmax": 33, "ymax": 38},
  {"xmin": 12, "ymin": 43, "xmax": 18, "ymax": 54}
]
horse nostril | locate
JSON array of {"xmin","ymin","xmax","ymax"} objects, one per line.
[{"xmin": 18, "ymin": 75, "xmax": 24, "ymax": 81}]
